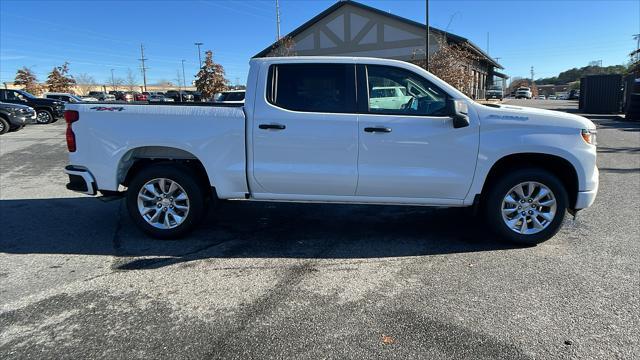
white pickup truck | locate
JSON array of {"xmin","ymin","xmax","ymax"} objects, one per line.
[{"xmin": 64, "ymin": 57, "xmax": 598, "ymax": 245}]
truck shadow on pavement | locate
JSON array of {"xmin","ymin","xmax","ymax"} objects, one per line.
[{"xmin": 1, "ymin": 197, "xmax": 517, "ymax": 270}]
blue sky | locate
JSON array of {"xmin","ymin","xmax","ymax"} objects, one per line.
[{"xmin": 1, "ymin": 0, "xmax": 638, "ymax": 86}]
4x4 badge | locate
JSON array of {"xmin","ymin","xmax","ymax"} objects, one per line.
[{"xmin": 90, "ymin": 106, "xmax": 124, "ymax": 112}]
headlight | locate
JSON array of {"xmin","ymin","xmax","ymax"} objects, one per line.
[{"xmin": 581, "ymin": 129, "xmax": 597, "ymax": 145}]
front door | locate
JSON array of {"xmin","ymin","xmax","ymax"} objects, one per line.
[
  {"xmin": 356, "ymin": 64, "xmax": 479, "ymax": 200},
  {"xmin": 251, "ymin": 63, "xmax": 359, "ymax": 197}
]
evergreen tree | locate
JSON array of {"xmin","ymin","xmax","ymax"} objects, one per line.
[
  {"xmin": 195, "ymin": 51, "xmax": 228, "ymax": 100},
  {"xmin": 46, "ymin": 62, "xmax": 76, "ymax": 93},
  {"xmin": 14, "ymin": 67, "xmax": 41, "ymax": 95}
]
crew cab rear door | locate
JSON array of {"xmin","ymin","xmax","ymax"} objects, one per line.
[
  {"xmin": 355, "ymin": 64, "xmax": 479, "ymax": 201},
  {"xmin": 250, "ymin": 62, "xmax": 359, "ymax": 197}
]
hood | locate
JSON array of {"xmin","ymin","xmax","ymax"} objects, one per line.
[
  {"xmin": 29, "ymin": 97, "xmax": 64, "ymax": 106},
  {"xmin": 0, "ymin": 102, "xmax": 34, "ymax": 111},
  {"xmin": 475, "ymin": 103, "xmax": 596, "ymax": 130}
]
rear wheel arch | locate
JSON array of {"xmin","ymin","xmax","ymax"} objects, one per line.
[
  {"xmin": 117, "ymin": 146, "xmax": 214, "ymax": 198},
  {"xmin": 480, "ymin": 153, "xmax": 579, "ymax": 209}
]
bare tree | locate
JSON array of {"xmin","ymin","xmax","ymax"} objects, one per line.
[
  {"xmin": 125, "ymin": 68, "xmax": 138, "ymax": 92},
  {"xmin": 108, "ymin": 76, "xmax": 124, "ymax": 91},
  {"xmin": 411, "ymin": 38, "xmax": 479, "ymax": 97},
  {"xmin": 75, "ymin": 73, "xmax": 97, "ymax": 95},
  {"xmin": 267, "ymin": 36, "xmax": 297, "ymax": 57}
]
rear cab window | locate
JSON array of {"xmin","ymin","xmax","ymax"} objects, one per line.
[{"xmin": 267, "ymin": 63, "xmax": 356, "ymax": 113}]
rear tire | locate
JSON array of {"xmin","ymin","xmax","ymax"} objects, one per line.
[
  {"xmin": 484, "ymin": 168, "xmax": 568, "ymax": 246},
  {"xmin": 126, "ymin": 163, "xmax": 209, "ymax": 239}
]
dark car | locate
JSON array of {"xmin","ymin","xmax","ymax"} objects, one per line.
[
  {"xmin": 485, "ymin": 86, "xmax": 503, "ymax": 101},
  {"xmin": 89, "ymin": 91, "xmax": 116, "ymax": 101},
  {"xmin": 0, "ymin": 102, "xmax": 36, "ymax": 134},
  {"xmin": 164, "ymin": 90, "xmax": 194, "ymax": 102},
  {"xmin": 0, "ymin": 89, "xmax": 64, "ymax": 124}
]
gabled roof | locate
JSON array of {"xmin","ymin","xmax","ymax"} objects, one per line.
[{"xmin": 253, "ymin": 0, "xmax": 503, "ymax": 69}]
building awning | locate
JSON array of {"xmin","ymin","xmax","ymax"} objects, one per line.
[{"xmin": 492, "ymin": 71, "xmax": 509, "ymax": 79}]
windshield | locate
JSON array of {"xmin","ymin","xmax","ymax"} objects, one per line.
[{"xmin": 15, "ymin": 89, "xmax": 36, "ymax": 99}]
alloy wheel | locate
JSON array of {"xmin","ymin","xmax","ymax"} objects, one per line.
[
  {"xmin": 501, "ymin": 181, "xmax": 557, "ymax": 235},
  {"xmin": 137, "ymin": 178, "xmax": 190, "ymax": 229}
]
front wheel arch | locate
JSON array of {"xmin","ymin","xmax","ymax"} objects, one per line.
[{"xmin": 480, "ymin": 153, "xmax": 579, "ymax": 209}]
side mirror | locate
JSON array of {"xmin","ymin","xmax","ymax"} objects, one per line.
[{"xmin": 449, "ymin": 98, "xmax": 470, "ymax": 128}]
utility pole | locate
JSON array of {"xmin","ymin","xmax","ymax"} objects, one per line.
[
  {"xmin": 139, "ymin": 44, "xmax": 148, "ymax": 91},
  {"xmin": 276, "ymin": 0, "xmax": 281, "ymax": 41},
  {"xmin": 530, "ymin": 66, "xmax": 535, "ymax": 84},
  {"xmin": 425, "ymin": 0, "xmax": 429, "ymax": 71},
  {"xmin": 181, "ymin": 60, "xmax": 187, "ymax": 89},
  {"xmin": 110, "ymin": 69, "xmax": 115, "ymax": 90},
  {"xmin": 194, "ymin": 42, "xmax": 203, "ymax": 68},
  {"xmin": 486, "ymin": 32, "xmax": 490, "ymax": 55}
]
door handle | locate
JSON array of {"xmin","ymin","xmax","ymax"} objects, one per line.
[
  {"xmin": 364, "ymin": 127, "xmax": 392, "ymax": 133},
  {"xmin": 259, "ymin": 123, "xmax": 286, "ymax": 130}
]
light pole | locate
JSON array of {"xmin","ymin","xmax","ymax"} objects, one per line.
[
  {"xmin": 181, "ymin": 59, "xmax": 187, "ymax": 89},
  {"xmin": 194, "ymin": 42, "xmax": 203, "ymax": 68},
  {"xmin": 110, "ymin": 69, "xmax": 115, "ymax": 90}
]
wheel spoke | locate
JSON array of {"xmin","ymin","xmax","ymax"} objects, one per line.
[
  {"xmin": 532, "ymin": 216, "xmax": 545, "ymax": 229},
  {"xmin": 514, "ymin": 184, "xmax": 526, "ymax": 200},
  {"xmin": 144, "ymin": 184, "xmax": 160, "ymax": 197},
  {"xmin": 519, "ymin": 218, "xmax": 529, "ymax": 233},
  {"xmin": 167, "ymin": 181, "xmax": 178, "ymax": 195},
  {"xmin": 175, "ymin": 192, "xmax": 188, "ymax": 201},
  {"xmin": 502, "ymin": 207, "xmax": 518, "ymax": 216},
  {"xmin": 504, "ymin": 194, "xmax": 518, "ymax": 205},
  {"xmin": 539, "ymin": 211, "xmax": 554, "ymax": 222},
  {"xmin": 533, "ymin": 188, "xmax": 549, "ymax": 202},
  {"xmin": 527, "ymin": 182, "xmax": 535, "ymax": 198},
  {"xmin": 539, "ymin": 199, "xmax": 555, "ymax": 207},
  {"xmin": 159, "ymin": 178, "xmax": 167, "ymax": 194}
]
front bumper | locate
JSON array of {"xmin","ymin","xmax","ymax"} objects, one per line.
[
  {"xmin": 64, "ymin": 165, "xmax": 97, "ymax": 195},
  {"xmin": 575, "ymin": 167, "xmax": 599, "ymax": 209}
]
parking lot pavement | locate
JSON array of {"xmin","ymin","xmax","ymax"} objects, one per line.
[{"xmin": 1, "ymin": 105, "xmax": 639, "ymax": 359}]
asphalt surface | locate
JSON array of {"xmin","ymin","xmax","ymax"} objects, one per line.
[{"xmin": 1, "ymin": 100, "xmax": 639, "ymax": 359}]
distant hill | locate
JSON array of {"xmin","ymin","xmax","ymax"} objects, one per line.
[{"xmin": 536, "ymin": 64, "xmax": 628, "ymax": 85}]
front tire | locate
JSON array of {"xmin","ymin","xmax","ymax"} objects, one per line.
[
  {"xmin": 484, "ymin": 169, "xmax": 568, "ymax": 245},
  {"xmin": 0, "ymin": 118, "xmax": 9, "ymax": 134},
  {"xmin": 36, "ymin": 110, "xmax": 53, "ymax": 124},
  {"xmin": 126, "ymin": 164, "xmax": 208, "ymax": 239}
]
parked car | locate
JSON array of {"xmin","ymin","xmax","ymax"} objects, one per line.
[
  {"xmin": 568, "ymin": 89, "xmax": 580, "ymax": 100},
  {"xmin": 164, "ymin": 90, "xmax": 194, "ymax": 102},
  {"xmin": 148, "ymin": 94, "xmax": 174, "ymax": 102},
  {"xmin": 368, "ymin": 86, "xmax": 411, "ymax": 109},
  {"xmin": 121, "ymin": 92, "xmax": 135, "ymax": 102},
  {"xmin": 43, "ymin": 92, "xmax": 91, "ymax": 103},
  {"xmin": 184, "ymin": 90, "xmax": 203, "ymax": 102},
  {"xmin": 64, "ymin": 57, "xmax": 598, "ymax": 245},
  {"xmin": 88, "ymin": 91, "xmax": 116, "ymax": 101},
  {"xmin": 536, "ymin": 95, "xmax": 546, "ymax": 100},
  {"xmin": 0, "ymin": 89, "xmax": 65, "ymax": 124},
  {"xmin": 0, "ymin": 102, "xmax": 36, "ymax": 134},
  {"xmin": 214, "ymin": 90, "xmax": 245, "ymax": 103},
  {"xmin": 548, "ymin": 95, "xmax": 558, "ymax": 100},
  {"xmin": 515, "ymin": 87, "xmax": 532, "ymax": 99},
  {"xmin": 485, "ymin": 86, "xmax": 503, "ymax": 100}
]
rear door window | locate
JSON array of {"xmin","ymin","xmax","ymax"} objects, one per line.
[{"xmin": 267, "ymin": 63, "xmax": 356, "ymax": 113}]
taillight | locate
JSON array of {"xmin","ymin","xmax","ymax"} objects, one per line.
[{"xmin": 65, "ymin": 110, "xmax": 79, "ymax": 152}]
